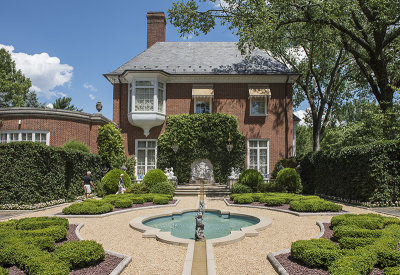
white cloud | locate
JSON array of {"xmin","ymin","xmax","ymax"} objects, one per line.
[
  {"xmin": 0, "ymin": 44, "xmax": 73, "ymax": 99},
  {"xmin": 88, "ymin": 94, "xmax": 95, "ymax": 100},
  {"xmin": 83, "ymin": 83, "xmax": 97, "ymax": 92},
  {"xmin": 294, "ymin": 109, "xmax": 308, "ymax": 126}
]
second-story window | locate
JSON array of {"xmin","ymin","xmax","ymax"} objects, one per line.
[
  {"xmin": 192, "ymin": 84, "xmax": 214, "ymax": 114},
  {"xmin": 133, "ymin": 80, "xmax": 166, "ymax": 113}
]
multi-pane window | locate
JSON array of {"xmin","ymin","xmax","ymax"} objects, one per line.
[
  {"xmin": 133, "ymin": 80, "xmax": 165, "ymax": 113},
  {"xmin": 195, "ymin": 99, "xmax": 211, "ymax": 113},
  {"xmin": 0, "ymin": 131, "xmax": 49, "ymax": 145},
  {"xmin": 135, "ymin": 140, "xmax": 157, "ymax": 180},
  {"xmin": 250, "ymin": 97, "xmax": 266, "ymax": 115},
  {"xmin": 248, "ymin": 140, "xmax": 269, "ymax": 178}
]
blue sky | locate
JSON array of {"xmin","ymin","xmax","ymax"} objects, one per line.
[{"xmin": 1, "ymin": 0, "xmax": 306, "ymax": 120}]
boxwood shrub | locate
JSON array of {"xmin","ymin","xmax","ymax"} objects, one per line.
[
  {"xmin": 289, "ymin": 199, "xmax": 342, "ymax": 212},
  {"xmin": 233, "ymin": 194, "xmax": 254, "ymax": 204},
  {"xmin": 114, "ymin": 199, "xmax": 133, "ymax": 208},
  {"xmin": 0, "ymin": 266, "xmax": 8, "ymax": 275},
  {"xmin": 232, "ymin": 183, "xmax": 252, "ymax": 194},
  {"xmin": 333, "ymin": 225, "xmax": 383, "ymax": 240},
  {"xmin": 275, "ymin": 168, "xmax": 302, "ymax": 193},
  {"xmin": 259, "ymin": 196, "xmax": 286, "ymax": 206},
  {"xmin": 291, "ymin": 239, "xmax": 342, "ymax": 267},
  {"xmin": 238, "ymin": 169, "xmax": 264, "ymax": 192},
  {"xmin": 153, "ymin": 195, "xmax": 170, "ymax": 204},
  {"xmin": 62, "ymin": 200, "xmax": 113, "ymax": 215},
  {"xmin": 141, "ymin": 193, "xmax": 155, "ymax": 202},
  {"xmin": 0, "ymin": 142, "xmax": 102, "ymax": 204},
  {"xmin": 150, "ymin": 181, "xmax": 175, "ymax": 195},
  {"xmin": 142, "ymin": 169, "xmax": 168, "ymax": 190},
  {"xmin": 101, "ymin": 168, "xmax": 131, "ymax": 195},
  {"xmin": 132, "ymin": 197, "xmax": 145, "ymax": 204},
  {"xmin": 384, "ymin": 266, "xmax": 400, "ymax": 275},
  {"xmin": 16, "ymin": 217, "xmax": 69, "ymax": 230},
  {"xmin": 53, "ymin": 240, "xmax": 105, "ymax": 269}
]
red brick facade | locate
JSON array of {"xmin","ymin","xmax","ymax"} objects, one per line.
[
  {"xmin": 0, "ymin": 108, "xmax": 111, "ymax": 153},
  {"xmin": 113, "ymin": 82, "xmax": 294, "ymax": 173}
]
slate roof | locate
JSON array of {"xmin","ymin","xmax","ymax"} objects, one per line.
[{"xmin": 105, "ymin": 42, "xmax": 295, "ymax": 76}]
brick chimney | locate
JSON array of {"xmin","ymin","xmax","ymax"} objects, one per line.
[{"xmin": 147, "ymin": 12, "xmax": 166, "ymax": 49}]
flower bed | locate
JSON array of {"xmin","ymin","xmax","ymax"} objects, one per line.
[
  {"xmin": 0, "ymin": 217, "xmax": 123, "ymax": 275},
  {"xmin": 275, "ymin": 214, "xmax": 400, "ymax": 274},
  {"xmin": 61, "ymin": 193, "xmax": 175, "ymax": 215},
  {"xmin": 229, "ymin": 193, "xmax": 342, "ymax": 213}
]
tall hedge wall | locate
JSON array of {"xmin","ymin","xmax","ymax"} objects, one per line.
[
  {"xmin": 157, "ymin": 113, "xmax": 246, "ymax": 183},
  {"xmin": 0, "ymin": 142, "xmax": 102, "ymax": 204},
  {"xmin": 300, "ymin": 140, "xmax": 400, "ymax": 202}
]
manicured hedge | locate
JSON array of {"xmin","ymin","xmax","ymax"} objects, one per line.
[
  {"xmin": 53, "ymin": 240, "xmax": 105, "ymax": 269},
  {"xmin": 132, "ymin": 197, "xmax": 145, "ymax": 204},
  {"xmin": 114, "ymin": 199, "xmax": 133, "ymax": 208},
  {"xmin": 259, "ymin": 196, "xmax": 286, "ymax": 206},
  {"xmin": 300, "ymin": 140, "xmax": 400, "ymax": 202},
  {"xmin": 153, "ymin": 195, "xmax": 170, "ymax": 204},
  {"xmin": 289, "ymin": 199, "xmax": 342, "ymax": 212},
  {"xmin": 291, "ymin": 239, "xmax": 342, "ymax": 267},
  {"xmin": 62, "ymin": 200, "xmax": 113, "ymax": 215},
  {"xmin": 0, "ymin": 142, "xmax": 102, "ymax": 204},
  {"xmin": 0, "ymin": 266, "xmax": 8, "ymax": 275},
  {"xmin": 150, "ymin": 181, "xmax": 175, "ymax": 195},
  {"xmin": 232, "ymin": 183, "xmax": 253, "ymax": 194},
  {"xmin": 233, "ymin": 194, "xmax": 254, "ymax": 204},
  {"xmin": 157, "ymin": 113, "xmax": 246, "ymax": 183}
]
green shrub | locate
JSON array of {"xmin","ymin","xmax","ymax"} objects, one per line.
[
  {"xmin": 238, "ymin": 169, "xmax": 264, "ymax": 192},
  {"xmin": 153, "ymin": 195, "xmax": 170, "ymax": 204},
  {"xmin": 289, "ymin": 199, "xmax": 342, "ymax": 212},
  {"xmin": 142, "ymin": 169, "xmax": 168, "ymax": 190},
  {"xmin": 275, "ymin": 168, "xmax": 302, "ymax": 193},
  {"xmin": 331, "ymin": 214, "xmax": 384, "ymax": 229},
  {"xmin": 333, "ymin": 226, "xmax": 383, "ymax": 240},
  {"xmin": 0, "ymin": 220, "xmax": 17, "ymax": 229},
  {"xmin": 0, "ymin": 142, "xmax": 102, "ymax": 204},
  {"xmin": 233, "ymin": 194, "xmax": 254, "ymax": 204},
  {"xmin": 150, "ymin": 181, "xmax": 175, "ymax": 195},
  {"xmin": 157, "ymin": 113, "xmax": 246, "ymax": 183},
  {"xmin": 291, "ymin": 239, "xmax": 342, "ymax": 267},
  {"xmin": 299, "ymin": 140, "xmax": 400, "ymax": 202},
  {"xmin": 232, "ymin": 183, "xmax": 252, "ymax": 194},
  {"xmin": 97, "ymin": 123, "xmax": 125, "ymax": 170},
  {"xmin": 114, "ymin": 199, "xmax": 133, "ymax": 208},
  {"xmin": 0, "ymin": 266, "xmax": 8, "ymax": 275},
  {"xmin": 61, "ymin": 139, "xmax": 90, "ymax": 153},
  {"xmin": 53, "ymin": 240, "xmax": 105, "ymax": 269},
  {"xmin": 271, "ymin": 157, "xmax": 298, "ymax": 179},
  {"xmin": 101, "ymin": 168, "xmax": 131, "ymax": 195},
  {"xmin": 250, "ymin": 193, "xmax": 264, "ymax": 202},
  {"xmin": 338, "ymin": 236, "xmax": 377, "ymax": 249},
  {"xmin": 229, "ymin": 193, "xmax": 241, "ymax": 201},
  {"xmin": 142, "ymin": 193, "xmax": 155, "ymax": 202},
  {"xmin": 259, "ymin": 196, "xmax": 286, "ymax": 206},
  {"xmin": 257, "ymin": 180, "xmax": 284, "ymax": 193},
  {"xmin": 16, "ymin": 217, "xmax": 69, "ymax": 230},
  {"xmin": 126, "ymin": 182, "xmax": 149, "ymax": 194},
  {"xmin": 62, "ymin": 200, "xmax": 113, "ymax": 215},
  {"xmin": 132, "ymin": 197, "xmax": 145, "ymax": 204},
  {"xmin": 328, "ymin": 248, "xmax": 378, "ymax": 275},
  {"xmin": 385, "ymin": 266, "xmax": 400, "ymax": 275}
]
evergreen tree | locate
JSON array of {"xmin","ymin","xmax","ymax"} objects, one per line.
[{"xmin": 52, "ymin": 96, "xmax": 83, "ymax": 112}]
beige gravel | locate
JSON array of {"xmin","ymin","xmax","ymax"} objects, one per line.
[
  {"xmin": 206, "ymin": 198, "xmax": 389, "ymax": 275},
  {"xmin": 3, "ymin": 197, "xmax": 198, "ymax": 275}
]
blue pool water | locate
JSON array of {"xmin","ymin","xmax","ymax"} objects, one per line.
[{"xmin": 143, "ymin": 211, "xmax": 259, "ymax": 240}]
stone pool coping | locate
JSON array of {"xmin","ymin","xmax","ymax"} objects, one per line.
[
  {"xmin": 224, "ymin": 198, "xmax": 350, "ymax": 216},
  {"xmin": 74, "ymin": 223, "xmax": 132, "ymax": 275},
  {"xmin": 129, "ymin": 207, "xmax": 272, "ymax": 275},
  {"xmin": 52, "ymin": 199, "xmax": 180, "ymax": 218},
  {"xmin": 267, "ymin": 221, "xmax": 329, "ymax": 275}
]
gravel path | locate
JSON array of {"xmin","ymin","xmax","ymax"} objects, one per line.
[
  {"xmin": 206, "ymin": 198, "xmax": 380, "ymax": 275},
  {"xmin": 2, "ymin": 197, "xmax": 198, "ymax": 275}
]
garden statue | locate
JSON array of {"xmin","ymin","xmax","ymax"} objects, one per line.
[
  {"xmin": 195, "ymin": 211, "xmax": 205, "ymax": 240},
  {"xmin": 228, "ymin": 167, "xmax": 241, "ymax": 180},
  {"xmin": 164, "ymin": 167, "xmax": 177, "ymax": 186},
  {"xmin": 190, "ymin": 159, "xmax": 215, "ymax": 184}
]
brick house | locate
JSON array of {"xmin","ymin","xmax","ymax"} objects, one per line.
[
  {"xmin": 104, "ymin": 12, "xmax": 300, "ymax": 181},
  {"xmin": 0, "ymin": 107, "xmax": 111, "ymax": 153}
]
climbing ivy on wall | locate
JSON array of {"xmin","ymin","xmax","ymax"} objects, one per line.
[{"xmin": 157, "ymin": 113, "xmax": 246, "ymax": 183}]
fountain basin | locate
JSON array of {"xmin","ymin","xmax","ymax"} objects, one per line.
[{"xmin": 130, "ymin": 209, "xmax": 272, "ymax": 246}]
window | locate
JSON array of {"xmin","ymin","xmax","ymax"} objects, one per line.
[
  {"xmin": 248, "ymin": 139, "xmax": 269, "ymax": 178},
  {"xmin": 0, "ymin": 131, "xmax": 50, "ymax": 145},
  {"xmin": 250, "ymin": 98, "xmax": 266, "ymax": 115},
  {"xmin": 132, "ymin": 80, "xmax": 165, "ymax": 113},
  {"xmin": 135, "ymin": 140, "xmax": 157, "ymax": 180},
  {"xmin": 195, "ymin": 98, "xmax": 211, "ymax": 113}
]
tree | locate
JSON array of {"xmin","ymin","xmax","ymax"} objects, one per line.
[
  {"xmin": 0, "ymin": 48, "xmax": 32, "ymax": 107},
  {"xmin": 295, "ymin": 125, "xmax": 313, "ymax": 157},
  {"xmin": 97, "ymin": 123, "xmax": 126, "ymax": 170},
  {"xmin": 24, "ymin": 91, "xmax": 44, "ymax": 108},
  {"xmin": 169, "ymin": 0, "xmax": 354, "ymax": 150},
  {"xmin": 52, "ymin": 96, "xmax": 83, "ymax": 112}
]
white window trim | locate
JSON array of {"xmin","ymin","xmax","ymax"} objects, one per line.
[
  {"xmin": 247, "ymin": 139, "xmax": 270, "ymax": 179},
  {"xmin": 0, "ymin": 130, "xmax": 50, "ymax": 145},
  {"xmin": 131, "ymin": 78, "xmax": 166, "ymax": 114},
  {"xmin": 135, "ymin": 139, "xmax": 158, "ymax": 180},
  {"xmin": 194, "ymin": 96, "xmax": 212, "ymax": 114},
  {"xmin": 249, "ymin": 97, "xmax": 268, "ymax": 116}
]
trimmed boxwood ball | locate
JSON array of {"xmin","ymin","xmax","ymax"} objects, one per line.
[
  {"xmin": 114, "ymin": 199, "xmax": 133, "ymax": 208},
  {"xmin": 232, "ymin": 183, "xmax": 252, "ymax": 194},
  {"xmin": 150, "ymin": 181, "xmax": 175, "ymax": 195},
  {"xmin": 275, "ymin": 168, "xmax": 302, "ymax": 193},
  {"xmin": 153, "ymin": 195, "xmax": 170, "ymax": 204},
  {"xmin": 142, "ymin": 169, "xmax": 168, "ymax": 190},
  {"xmin": 62, "ymin": 200, "xmax": 113, "ymax": 215},
  {"xmin": 238, "ymin": 169, "xmax": 264, "ymax": 192},
  {"xmin": 53, "ymin": 240, "xmax": 105, "ymax": 269},
  {"xmin": 61, "ymin": 139, "xmax": 90, "ymax": 153},
  {"xmin": 101, "ymin": 168, "xmax": 131, "ymax": 195}
]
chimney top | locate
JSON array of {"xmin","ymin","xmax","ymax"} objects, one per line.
[{"xmin": 147, "ymin": 11, "xmax": 166, "ymax": 49}]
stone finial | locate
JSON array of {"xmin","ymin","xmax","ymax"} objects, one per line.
[{"xmin": 96, "ymin": 100, "xmax": 103, "ymax": 113}]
